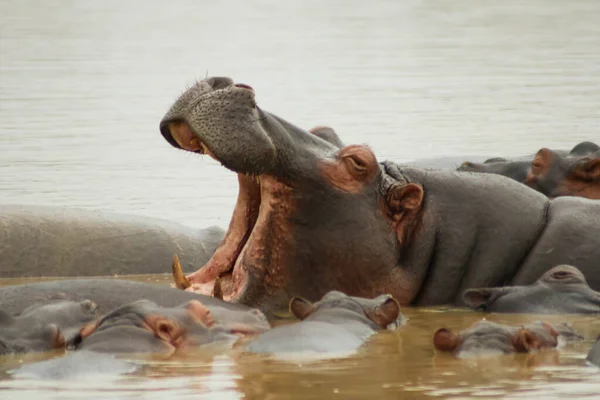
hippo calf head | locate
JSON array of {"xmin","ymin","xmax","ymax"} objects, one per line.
[
  {"xmin": 160, "ymin": 77, "xmax": 424, "ymax": 313},
  {"xmin": 289, "ymin": 290, "xmax": 404, "ymax": 329}
]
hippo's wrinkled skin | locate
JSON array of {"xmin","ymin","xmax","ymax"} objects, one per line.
[
  {"xmin": 0, "ymin": 279, "xmax": 270, "ymax": 332},
  {"xmin": 463, "ymin": 265, "xmax": 600, "ymax": 314},
  {"xmin": 0, "ymin": 205, "xmax": 224, "ymax": 277},
  {"xmin": 0, "ymin": 300, "xmax": 98, "ymax": 355},
  {"xmin": 525, "ymin": 143, "xmax": 600, "ymax": 199},
  {"xmin": 588, "ymin": 337, "xmax": 600, "ymax": 367},
  {"xmin": 69, "ymin": 299, "xmax": 240, "ymax": 354},
  {"xmin": 433, "ymin": 320, "xmax": 582, "ymax": 358},
  {"xmin": 245, "ymin": 291, "xmax": 403, "ymax": 358},
  {"xmin": 159, "ymin": 77, "xmax": 600, "ymax": 314}
]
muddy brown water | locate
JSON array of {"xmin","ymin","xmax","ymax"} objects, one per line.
[
  {"xmin": 2, "ymin": 0, "xmax": 600, "ymax": 398},
  {"xmin": 1, "ymin": 276, "xmax": 599, "ymax": 399}
]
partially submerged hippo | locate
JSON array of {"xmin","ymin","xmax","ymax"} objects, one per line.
[
  {"xmin": 457, "ymin": 141, "xmax": 600, "ymax": 199},
  {"xmin": 463, "ymin": 265, "xmax": 600, "ymax": 314},
  {"xmin": 159, "ymin": 76, "xmax": 600, "ymax": 314},
  {"xmin": 0, "ymin": 205, "xmax": 224, "ymax": 277},
  {"xmin": 433, "ymin": 320, "xmax": 582, "ymax": 358},
  {"xmin": 0, "ymin": 299, "xmax": 98, "ymax": 355},
  {"xmin": 525, "ymin": 143, "xmax": 600, "ymax": 199},
  {"xmin": 69, "ymin": 299, "xmax": 240, "ymax": 354},
  {"xmin": 245, "ymin": 291, "xmax": 403, "ymax": 359},
  {"xmin": 0, "ymin": 279, "xmax": 270, "ymax": 332}
]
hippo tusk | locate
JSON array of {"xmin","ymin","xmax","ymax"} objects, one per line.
[
  {"xmin": 213, "ymin": 277, "xmax": 223, "ymax": 300},
  {"xmin": 171, "ymin": 254, "xmax": 191, "ymax": 290}
]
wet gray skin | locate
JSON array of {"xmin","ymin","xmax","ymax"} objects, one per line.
[
  {"xmin": 0, "ymin": 300, "xmax": 98, "ymax": 355},
  {"xmin": 433, "ymin": 320, "xmax": 582, "ymax": 359},
  {"xmin": 463, "ymin": 265, "xmax": 600, "ymax": 314},
  {"xmin": 69, "ymin": 299, "xmax": 240, "ymax": 354},
  {"xmin": 457, "ymin": 159, "xmax": 532, "ymax": 183},
  {"xmin": 10, "ymin": 350, "xmax": 137, "ymax": 380},
  {"xmin": 0, "ymin": 205, "xmax": 224, "ymax": 277},
  {"xmin": 159, "ymin": 76, "xmax": 600, "ymax": 315},
  {"xmin": 587, "ymin": 337, "xmax": 600, "ymax": 367},
  {"xmin": 245, "ymin": 291, "xmax": 404, "ymax": 358},
  {"xmin": 0, "ymin": 280, "xmax": 270, "ymax": 334}
]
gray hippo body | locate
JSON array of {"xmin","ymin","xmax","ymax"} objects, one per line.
[
  {"xmin": 588, "ymin": 337, "xmax": 600, "ymax": 367},
  {"xmin": 463, "ymin": 265, "xmax": 600, "ymax": 314},
  {"xmin": 0, "ymin": 205, "xmax": 224, "ymax": 277}
]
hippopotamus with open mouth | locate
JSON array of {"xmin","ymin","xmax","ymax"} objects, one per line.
[{"xmin": 159, "ymin": 76, "xmax": 600, "ymax": 314}]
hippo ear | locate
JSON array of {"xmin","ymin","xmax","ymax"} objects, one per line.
[
  {"xmin": 462, "ymin": 288, "xmax": 503, "ymax": 310},
  {"xmin": 386, "ymin": 183, "xmax": 424, "ymax": 246},
  {"xmin": 289, "ymin": 297, "xmax": 316, "ymax": 320},
  {"xmin": 512, "ymin": 329, "xmax": 542, "ymax": 353},
  {"xmin": 433, "ymin": 328, "xmax": 460, "ymax": 352},
  {"xmin": 529, "ymin": 148, "xmax": 553, "ymax": 176},
  {"xmin": 366, "ymin": 297, "xmax": 401, "ymax": 328},
  {"xmin": 185, "ymin": 300, "xmax": 215, "ymax": 327},
  {"xmin": 571, "ymin": 158, "xmax": 600, "ymax": 181}
]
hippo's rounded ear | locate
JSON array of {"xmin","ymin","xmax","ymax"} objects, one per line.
[
  {"xmin": 387, "ymin": 183, "xmax": 424, "ymax": 217},
  {"xmin": 462, "ymin": 288, "xmax": 502, "ymax": 310},
  {"xmin": 186, "ymin": 300, "xmax": 215, "ymax": 327},
  {"xmin": 433, "ymin": 328, "xmax": 460, "ymax": 352},
  {"xmin": 512, "ymin": 329, "xmax": 542, "ymax": 353},
  {"xmin": 371, "ymin": 297, "xmax": 402, "ymax": 328},
  {"xmin": 571, "ymin": 157, "xmax": 600, "ymax": 181},
  {"xmin": 529, "ymin": 148, "xmax": 553, "ymax": 176},
  {"xmin": 289, "ymin": 297, "xmax": 315, "ymax": 320},
  {"xmin": 308, "ymin": 126, "xmax": 345, "ymax": 149}
]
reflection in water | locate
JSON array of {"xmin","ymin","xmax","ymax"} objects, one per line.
[{"xmin": 1, "ymin": 0, "xmax": 600, "ymax": 398}]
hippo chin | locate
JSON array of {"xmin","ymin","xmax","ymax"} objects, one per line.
[
  {"xmin": 463, "ymin": 265, "xmax": 600, "ymax": 314},
  {"xmin": 159, "ymin": 76, "xmax": 600, "ymax": 314}
]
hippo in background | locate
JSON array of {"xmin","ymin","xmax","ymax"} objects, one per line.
[
  {"xmin": 463, "ymin": 265, "xmax": 600, "ymax": 314},
  {"xmin": 457, "ymin": 141, "xmax": 600, "ymax": 199},
  {"xmin": 0, "ymin": 299, "xmax": 98, "ymax": 355},
  {"xmin": 158, "ymin": 76, "xmax": 600, "ymax": 316},
  {"xmin": 245, "ymin": 291, "xmax": 403, "ymax": 360},
  {"xmin": 0, "ymin": 205, "xmax": 224, "ymax": 277},
  {"xmin": 525, "ymin": 143, "xmax": 600, "ymax": 199},
  {"xmin": 433, "ymin": 320, "xmax": 582, "ymax": 359}
]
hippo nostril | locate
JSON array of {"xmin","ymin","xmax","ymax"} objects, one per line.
[
  {"xmin": 208, "ymin": 77, "xmax": 234, "ymax": 90},
  {"xmin": 234, "ymin": 83, "xmax": 254, "ymax": 92}
]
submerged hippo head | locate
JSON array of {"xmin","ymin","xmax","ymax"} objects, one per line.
[
  {"xmin": 433, "ymin": 320, "xmax": 580, "ymax": 358},
  {"xmin": 463, "ymin": 265, "xmax": 600, "ymax": 314},
  {"xmin": 71, "ymin": 299, "xmax": 236, "ymax": 354},
  {"xmin": 0, "ymin": 300, "xmax": 98, "ymax": 355},
  {"xmin": 160, "ymin": 77, "xmax": 425, "ymax": 313},
  {"xmin": 457, "ymin": 159, "xmax": 531, "ymax": 183},
  {"xmin": 525, "ymin": 144, "xmax": 600, "ymax": 199},
  {"xmin": 289, "ymin": 291, "xmax": 404, "ymax": 329}
]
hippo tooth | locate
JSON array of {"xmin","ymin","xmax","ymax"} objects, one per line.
[{"xmin": 171, "ymin": 254, "xmax": 191, "ymax": 290}]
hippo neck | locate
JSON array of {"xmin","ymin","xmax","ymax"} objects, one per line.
[{"xmin": 397, "ymin": 167, "xmax": 550, "ymax": 305}]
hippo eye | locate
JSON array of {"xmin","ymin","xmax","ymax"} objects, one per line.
[{"xmin": 345, "ymin": 154, "xmax": 367, "ymax": 173}]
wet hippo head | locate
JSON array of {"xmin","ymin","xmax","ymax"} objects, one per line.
[
  {"xmin": 71, "ymin": 299, "xmax": 234, "ymax": 355},
  {"xmin": 0, "ymin": 300, "xmax": 98, "ymax": 355},
  {"xmin": 457, "ymin": 159, "xmax": 531, "ymax": 183},
  {"xmin": 433, "ymin": 320, "xmax": 573, "ymax": 358},
  {"xmin": 525, "ymin": 146, "xmax": 600, "ymax": 199},
  {"xmin": 160, "ymin": 77, "xmax": 423, "ymax": 313},
  {"xmin": 289, "ymin": 291, "xmax": 404, "ymax": 330},
  {"xmin": 463, "ymin": 265, "xmax": 600, "ymax": 314}
]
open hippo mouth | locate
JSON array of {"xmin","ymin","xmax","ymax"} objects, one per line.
[{"xmin": 159, "ymin": 77, "xmax": 403, "ymax": 312}]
